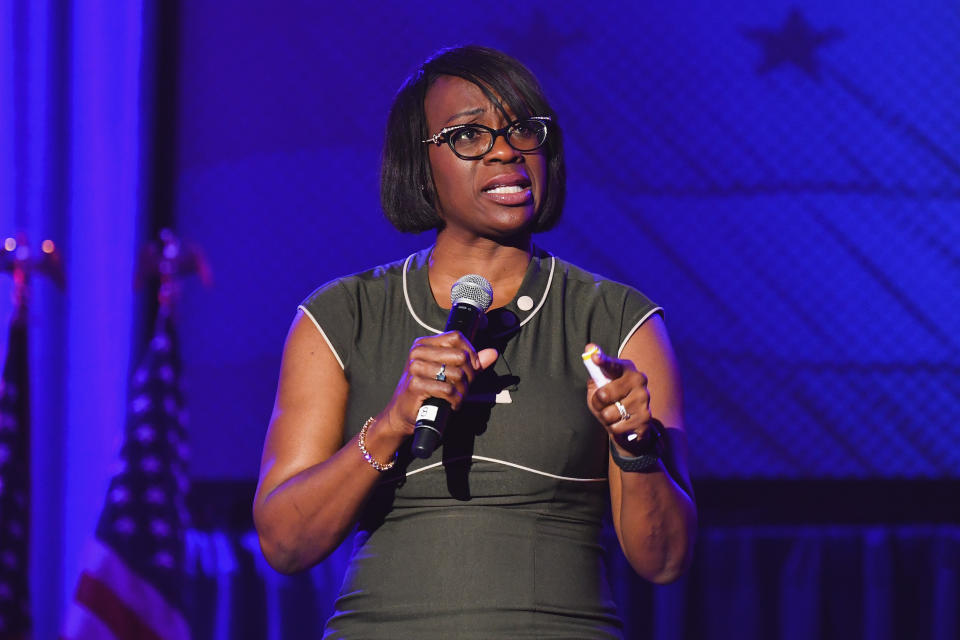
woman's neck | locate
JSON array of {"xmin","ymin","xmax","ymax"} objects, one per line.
[{"xmin": 428, "ymin": 233, "xmax": 533, "ymax": 309}]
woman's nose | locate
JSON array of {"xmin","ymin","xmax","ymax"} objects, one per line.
[{"xmin": 484, "ymin": 133, "xmax": 522, "ymax": 163}]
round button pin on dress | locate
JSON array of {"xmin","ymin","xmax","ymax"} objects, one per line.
[{"xmin": 517, "ymin": 295, "xmax": 534, "ymax": 311}]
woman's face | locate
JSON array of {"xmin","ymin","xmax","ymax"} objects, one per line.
[{"xmin": 424, "ymin": 75, "xmax": 547, "ymax": 241}]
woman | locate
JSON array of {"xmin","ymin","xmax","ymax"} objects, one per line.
[{"xmin": 254, "ymin": 45, "xmax": 696, "ymax": 638}]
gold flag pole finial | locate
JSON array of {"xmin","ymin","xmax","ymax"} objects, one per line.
[
  {"xmin": 135, "ymin": 229, "xmax": 212, "ymax": 312},
  {"xmin": 0, "ymin": 233, "xmax": 66, "ymax": 315}
]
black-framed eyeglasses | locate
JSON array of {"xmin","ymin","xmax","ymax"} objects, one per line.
[{"xmin": 422, "ymin": 116, "xmax": 551, "ymax": 160}]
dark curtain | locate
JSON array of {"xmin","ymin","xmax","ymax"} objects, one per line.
[{"xmin": 4, "ymin": 2, "xmax": 156, "ymax": 636}]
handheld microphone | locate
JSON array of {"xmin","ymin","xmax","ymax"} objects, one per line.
[{"xmin": 410, "ymin": 274, "xmax": 493, "ymax": 459}]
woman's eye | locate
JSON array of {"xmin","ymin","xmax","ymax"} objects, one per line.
[
  {"xmin": 451, "ymin": 127, "xmax": 480, "ymax": 143},
  {"xmin": 512, "ymin": 124, "xmax": 535, "ymax": 138}
]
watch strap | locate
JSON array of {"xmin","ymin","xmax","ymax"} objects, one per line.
[{"xmin": 609, "ymin": 439, "xmax": 662, "ymax": 473}]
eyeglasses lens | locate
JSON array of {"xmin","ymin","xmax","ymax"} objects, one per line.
[
  {"xmin": 449, "ymin": 119, "xmax": 547, "ymax": 158},
  {"xmin": 507, "ymin": 120, "xmax": 547, "ymax": 151},
  {"xmin": 449, "ymin": 128, "xmax": 490, "ymax": 158}
]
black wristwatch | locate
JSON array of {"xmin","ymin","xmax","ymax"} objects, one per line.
[{"xmin": 609, "ymin": 422, "xmax": 664, "ymax": 473}]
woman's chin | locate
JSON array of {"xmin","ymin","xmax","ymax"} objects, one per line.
[{"xmin": 485, "ymin": 204, "xmax": 538, "ymax": 235}]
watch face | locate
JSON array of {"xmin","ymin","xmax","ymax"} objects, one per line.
[{"xmin": 616, "ymin": 420, "xmax": 664, "ymax": 457}]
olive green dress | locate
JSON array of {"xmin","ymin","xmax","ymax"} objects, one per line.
[{"xmin": 300, "ymin": 247, "xmax": 662, "ymax": 639}]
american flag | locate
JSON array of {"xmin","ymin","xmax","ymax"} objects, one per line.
[
  {"xmin": 0, "ymin": 306, "xmax": 30, "ymax": 638},
  {"xmin": 62, "ymin": 309, "xmax": 191, "ymax": 640}
]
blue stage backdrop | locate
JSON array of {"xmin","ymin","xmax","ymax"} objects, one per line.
[
  {"xmin": 4, "ymin": 2, "xmax": 957, "ymax": 636},
  {"xmin": 172, "ymin": 0, "xmax": 959, "ymax": 481}
]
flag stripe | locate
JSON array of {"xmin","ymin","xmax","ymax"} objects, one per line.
[
  {"xmin": 74, "ymin": 573, "xmax": 164, "ymax": 640},
  {"xmin": 60, "ymin": 600, "xmax": 120, "ymax": 640},
  {"xmin": 69, "ymin": 540, "xmax": 190, "ymax": 640}
]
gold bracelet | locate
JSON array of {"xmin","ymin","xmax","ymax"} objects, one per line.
[{"xmin": 358, "ymin": 417, "xmax": 396, "ymax": 472}]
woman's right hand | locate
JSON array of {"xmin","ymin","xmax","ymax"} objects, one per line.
[
  {"xmin": 254, "ymin": 317, "xmax": 498, "ymax": 572},
  {"xmin": 373, "ymin": 331, "xmax": 499, "ymax": 447}
]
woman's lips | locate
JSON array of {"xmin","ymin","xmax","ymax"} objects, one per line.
[{"xmin": 481, "ymin": 183, "xmax": 533, "ymax": 205}]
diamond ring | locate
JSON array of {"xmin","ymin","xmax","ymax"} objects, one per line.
[{"xmin": 614, "ymin": 400, "xmax": 630, "ymax": 422}]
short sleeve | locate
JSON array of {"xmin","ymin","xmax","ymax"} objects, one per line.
[
  {"xmin": 617, "ymin": 286, "xmax": 664, "ymax": 357},
  {"xmin": 298, "ymin": 279, "xmax": 356, "ymax": 371}
]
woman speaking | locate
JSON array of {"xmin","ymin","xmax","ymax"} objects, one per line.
[{"xmin": 253, "ymin": 45, "xmax": 696, "ymax": 638}]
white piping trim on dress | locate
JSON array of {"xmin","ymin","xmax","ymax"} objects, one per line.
[
  {"xmin": 402, "ymin": 252, "xmax": 443, "ymax": 334},
  {"xmin": 402, "ymin": 455, "xmax": 606, "ymax": 483},
  {"xmin": 401, "ymin": 250, "xmax": 557, "ymax": 337},
  {"xmin": 617, "ymin": 306, "xmax": 664, "ymax": 357},
  {"xmin": 297, "ymin": 305, "xmax": 346, "ymax": 370}
]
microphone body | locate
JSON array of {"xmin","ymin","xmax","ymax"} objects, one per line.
[{"xmin": 410, "ymin": 275, "xmax": 493, "ymax": 459}]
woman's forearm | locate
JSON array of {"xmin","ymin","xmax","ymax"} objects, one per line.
[
  {"xmin": 254, "ymin": 420, "xmax": 404, "ymax": 574},
  {"xmin": 614, "ymin": 466, "xmax": 697, "ymax": 583}
]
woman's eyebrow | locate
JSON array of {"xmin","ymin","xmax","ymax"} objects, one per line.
[{"xmin": 444, "ymin": 107, "xmax": 485, "ymax": 124}]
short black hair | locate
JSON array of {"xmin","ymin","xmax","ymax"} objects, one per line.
[{"xmin": 381, "ymin": 45, "xmax": 566, "ymax": 234}]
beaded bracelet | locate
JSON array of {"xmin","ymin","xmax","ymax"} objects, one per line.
[{"xmin": 358, "ymin": 417, "xmax": 397, "ymax": 472}]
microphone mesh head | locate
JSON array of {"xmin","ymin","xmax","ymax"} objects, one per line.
[{"xmin": 450, "ymin": 274, "xmax": 494, "ymax": 312}]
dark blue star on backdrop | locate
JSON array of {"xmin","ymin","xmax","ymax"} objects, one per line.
[
  {"xmin": 742, "ymin": 8, "xmax": 843, "ymax": 78},
  {"xmin": 492, "ymin": 7, "xmax": 587, "ymax": 78}
]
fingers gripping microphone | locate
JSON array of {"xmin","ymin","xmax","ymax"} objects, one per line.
[{"xmin": 410, "ymin": 274, "xmax": 493, "ymax": 459}]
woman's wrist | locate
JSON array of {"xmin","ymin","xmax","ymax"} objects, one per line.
[
  {"xmin": 357, "ymin": 417, "xmax": 399, "ymax": 472},
  {"xmin": 359, "ymin": 413, "xmax": 410, "ymax": 469},
  {"xmin": 609, "ymin": 420, "xmax": 665, "ymax": 473}
]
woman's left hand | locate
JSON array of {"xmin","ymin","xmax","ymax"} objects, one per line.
[
  {"xmin": 583, "ymin": 343, "xmax": 654, "ymax": 448},
  {"xmin": 585, "ymin": 324, "xmax": 696, "ymax": 584}
]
